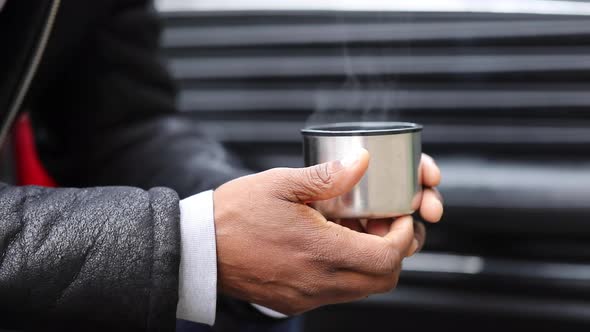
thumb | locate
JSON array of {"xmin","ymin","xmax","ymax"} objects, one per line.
[{"xmin": 277, "ymin": 148, "xmax": 369, "ymax": 203}]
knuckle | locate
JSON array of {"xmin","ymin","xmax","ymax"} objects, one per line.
[
  {"xmin": 306, "ymin": 229, "xmax": 346, "ymax": 271},
  {"xmin": 288, "ymin": 185, "xmax": 312, "ymax": 203},
  {"xmin": 315, "ymin": 163, "xmax": 333, "ymax": 185},
  {"xmin": 374, "ymin": 247, "xmax": 402, "ymax": 275},
  {"xmin": 305, "ymin": 164, "xmax": 333, "ymax": 191}
]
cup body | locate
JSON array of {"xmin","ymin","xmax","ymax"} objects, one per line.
[{"xmin": 302, "ymin": 122, "xmax": 422, "ymax": 219}]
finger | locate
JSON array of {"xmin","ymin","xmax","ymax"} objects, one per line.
[
  {"xmin": 340, "ymin": 219, "xmax": 365, "ymax": 232},
  {"xmin": 384, "ymin": 215, "xmax": 415, "ymax": 255},
  {"xmin": 420, "ymin": 188, "xmax": 444, "ymax": 223},
  {"xmin": 408, "ymin": 221, "xmax": 426, "ymax": 257},
  {"xmin": 326, "ymin": 223, "xmax": 402, "ymax": 276},
  {"xmin": 421, "ymin": 154, "xmax": 441, "ymax": 188},
  {"xmin": 272, "ymin": 148, "xmax": 370, "ymax": 203},
  {"xmin": 366, "ymin": 219, "xmax": 393, "ymax": 237}
]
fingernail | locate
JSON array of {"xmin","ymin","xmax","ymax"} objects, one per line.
[{"xmin": 340, "ymin": 150, "xmax": 362, "ymax": 168}]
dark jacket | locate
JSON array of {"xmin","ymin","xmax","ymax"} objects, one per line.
[{"xmin": 0, "ymin": 0, "xmax": 249, "ymax": 330}]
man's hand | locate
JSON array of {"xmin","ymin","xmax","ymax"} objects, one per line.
[{"xmin": 213, "ymin": 149, "xmax": 442, "ymax": 315}]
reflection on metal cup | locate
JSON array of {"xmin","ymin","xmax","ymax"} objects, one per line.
[{"xmin": 302, "ymin": 122, "xmax": 422, "ymax": 219}]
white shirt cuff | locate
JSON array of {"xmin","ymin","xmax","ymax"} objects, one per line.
[
  {"xmin": 176, "ymin": 190, "xmax": 217, "ymax": 325},
  {"xmin": 176, "ymin": 190, "xmax": 288, "ymax": 324},
  {"xmin": 251, "ymin": 304, "xmax": 289, "ymax": 319}
]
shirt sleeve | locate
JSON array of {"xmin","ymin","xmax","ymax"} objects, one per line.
[
  {"xmin": 176, "ymin": 190, "xmax": 217, "ymax": 325},
  {"xmin": 251, "ymin": 304, "xmax": 289, "ymax": 319},
  {"xmin": 176, "ymin": 190, "xmax": 289, "ymax": 325}
]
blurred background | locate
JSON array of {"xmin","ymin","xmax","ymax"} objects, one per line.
[{"xmin": 155, "ymin": 0, "xmax": 590, "ymax": 331}]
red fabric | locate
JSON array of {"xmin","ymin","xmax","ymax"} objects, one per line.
[{"xmin": 12, "ymin": 113, "xmax": 56, "ymax": 187}]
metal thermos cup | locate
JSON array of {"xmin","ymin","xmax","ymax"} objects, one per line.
[{"xmin": 302, "ymin": 122, "xmax": 422, "ymax": 219}]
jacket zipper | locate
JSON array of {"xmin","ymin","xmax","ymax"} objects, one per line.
[{"xmin": 0, "ymin": 0, "xmax": 61, "ymax": 146}]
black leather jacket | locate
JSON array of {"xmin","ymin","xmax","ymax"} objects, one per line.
[{"xmin": 0, "ymin": 1, "xmax": 248, "ymax": 330}]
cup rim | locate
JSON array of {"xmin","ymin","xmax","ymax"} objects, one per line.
[{"xmin": 301, "ymin": 122, "xmax": 422, "ymax": 137}]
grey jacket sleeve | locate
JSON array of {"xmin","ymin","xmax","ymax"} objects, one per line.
[{"xmin": 0, "ymin": 183, "xmax": 180, "ymax": 332}]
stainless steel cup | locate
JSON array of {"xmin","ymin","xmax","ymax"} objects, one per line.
[{"xmin": 302, "ymin": 122, "xmax": 422, "ymax": 219}]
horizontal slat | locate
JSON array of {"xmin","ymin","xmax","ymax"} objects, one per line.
[
  {"xmin": 161, "ymin": 11, "xmax": 590, "ymax": 26},
  {"xmin": 162, "ymin": 20, "xmax": 590, "ymax": 48},
  {"xmin": 169, "ymin": 54, "xmax": 590, "ymax": 79},
  {"xmin": 178, "ymin": 89, "xmax": 590, "ymax": 111},
  {"xmin": 156, "ymin": 0, "xmax": 590, "ymax": 16},
  {"xmin": 165, "ymin": 46, "xmax": 590, "ymax": 59},
  {"xmin": 439, "ymin": 157, "xmax": 590, "ymax": 209},
  {"xmin": 403, "ymin": 252, "xmax": 590, "ymax": 282},
  {"xmin": 194, "ymin": 121, "xmax": 590, "ymax": 145},
  {"xmin": 361, "ymin": 286, "xmax": 590, "ymax": 322}
]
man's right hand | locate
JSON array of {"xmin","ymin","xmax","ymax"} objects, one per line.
[{"xmin": 213, "ymin": 149, "xmax": 430, "ymax": 316}]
